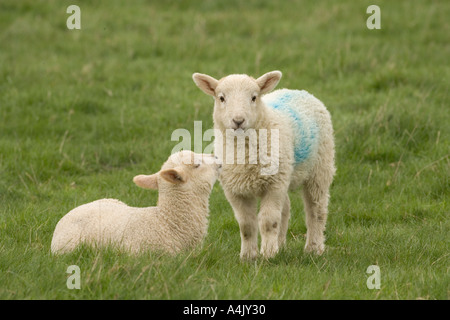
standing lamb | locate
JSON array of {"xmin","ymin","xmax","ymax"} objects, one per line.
[
  {"xmin": 51, "ymin": 151, "xmax": 221, "ymax": 254},
  {"xmin": 193, "ymin": 71, "xmax": 335, "ymax": 259}
]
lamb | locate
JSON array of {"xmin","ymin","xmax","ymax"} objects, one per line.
[
  {"xmin": 193, "ymin": 71, "xmax": 335, "ymax": 259},
  {"xmin": 51, "ymin": 151, "xmax": 221, "ymax": 255}
]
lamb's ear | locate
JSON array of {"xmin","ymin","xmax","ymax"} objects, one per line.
[
  {"xmin": 159, "ymin": 168, "xmax": 187, "ymax": 184},
  {"xmin": 133, "ymin": 174, "xmax": 158, "ymax": 190},
  {"xmin": 192, "ymin": 73, "xmax": 219, "ymax": 96},
  {"xmin": 256, "ymin": 71, "xmax": 282, "ymax": 94}
]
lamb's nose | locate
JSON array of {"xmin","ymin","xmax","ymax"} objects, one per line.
[{"xmin": 233, "ymin": 118, "xmax": 245, "ymax": 127}]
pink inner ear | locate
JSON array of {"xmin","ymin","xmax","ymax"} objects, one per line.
[
  {"xmin": 194, "ymin": 73, "xmax": 218, "ymax": 96},
  {"xmin": 202, "ymin": 79, "xmax": 215, "ymax": 93},
  {"xmin": 257, "ymin": 71, "xmax": 282, "ymax": 93}
]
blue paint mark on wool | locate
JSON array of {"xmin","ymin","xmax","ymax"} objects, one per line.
[{"xmin": 265, "ymin": 90, "xmax": 318, "ymax": 164}]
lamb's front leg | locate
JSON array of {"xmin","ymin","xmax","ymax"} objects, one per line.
[
  {"xmin": 225, "ymin": 191, "xmax": 259, "ymax": 260},
  {"xmin": 259, "ymin": 189, "xmax": 285, "ymax": 259}
]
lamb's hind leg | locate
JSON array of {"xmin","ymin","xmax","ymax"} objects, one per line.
[
  {"xmin": 278, "ymin": 194, "xmax": 290, "ymax": 248},
  {"xmin": 302, "ymin": 180, "xmax": 330, "ymax": 255}
]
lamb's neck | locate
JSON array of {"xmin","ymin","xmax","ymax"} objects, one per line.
[
  {"xmin": 156, "ymin": 189, "xmax": 210, "ymax": 247},
  {"xmin": 157, "ymin": 189, "xmax": 210, "ymax": 222}
]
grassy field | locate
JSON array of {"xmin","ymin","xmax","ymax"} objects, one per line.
[{"xmin": 0, "ymin": 0, "xmax": 448, "ymax": 300}]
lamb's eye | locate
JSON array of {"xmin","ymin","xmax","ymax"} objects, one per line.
[
  {"xmin": 219, "ymin": 96, "xmax": 225, "ymax": 103},
  {"xmin": 251, "ymin": 96, "xmax": 257, "ymax": 102},
  {"xmin": 194, "ymin": 163, "xmax": 201, "ymax": 168}
]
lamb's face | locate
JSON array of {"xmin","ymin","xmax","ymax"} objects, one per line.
[
  {"xmin": 193, "ymin": 71, "xmax": 282, "ymax": 131},
  {"xmin": 133, "ymin": 151, "xmax": 220, "ymax": 194},
  {"xmin": 213, "ymin": 75, "xmax": 261, "ymax": 131},
  {"xmin": 164, "ymin": 151, "xmax": 221, "ymax": 192}
]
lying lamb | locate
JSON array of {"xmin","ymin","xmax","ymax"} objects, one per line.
[
  {"xmin": 193, "ymin": 71, "xmax": 335, "ymax": 259},
  {"xmin": 51, "ymin": 151, "xmax": 221, "ymax": 254}
]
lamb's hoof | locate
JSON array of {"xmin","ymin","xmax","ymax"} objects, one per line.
[
  {"xmin": 304, "ymin": 242, "xmax": 325, "ymax": 255},
  {"xmin": 278, "ymin": 237, "xmax": 287, "ymax": 248},
  {"xmin": 240, "ymin": 249, "xmax": 258, "ymax": 261},
  {"xmin": 260, "ymin": 242, "xmax": 279, "ymax": 259}
]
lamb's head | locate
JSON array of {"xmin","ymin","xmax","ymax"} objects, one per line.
[
  {"xmin": 133, "ymin": 151, "xmax": 220, "ymax": 195},
  {"xmin": 193, "ymin": 71, "xmax": 282, "ymax": 131}
]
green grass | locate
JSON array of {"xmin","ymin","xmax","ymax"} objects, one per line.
[{"xmin": 0, "ymin": 0, "xmax": 448, "ymax": 300}]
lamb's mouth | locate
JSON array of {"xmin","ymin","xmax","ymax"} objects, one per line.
[{"xmin": 230, "ymin": 127, "xmax": 248, "ymax": 134}]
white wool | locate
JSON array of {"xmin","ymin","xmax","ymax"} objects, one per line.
[
  {"xmin": 193, "ymin": 71, "xmax": 335, "ymax": 259},
  {"xmin": 51, "ymin": 151, "xmax": 220, "ymax": 255}
]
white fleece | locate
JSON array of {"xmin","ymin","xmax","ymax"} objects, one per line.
[
  {"xmin": 51, "ymin": 151, "xmax": 220, "ymax": 255},
  {"xmin": 193, "ymin": 71, "xmax": 335, "ymax": 259}
]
